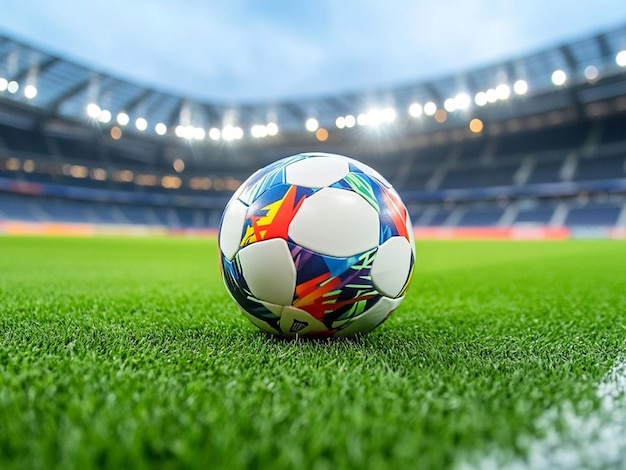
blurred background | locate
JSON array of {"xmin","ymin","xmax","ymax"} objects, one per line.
[{"xmin": 0, "ymin": 1, "xmax": 625, "ymax": 239}]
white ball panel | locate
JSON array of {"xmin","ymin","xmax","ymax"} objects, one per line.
[
  {"xmin": 371, "ymin": 237, "xmax": 412, "ymax": 298},
  {"xmin": 238, "ymin": 238, "xmax": 296, "ymax": 305},
  {"xmin": 288, "ymin": 187, "xmax": 379, "ymax": 257},
  {"xmin": 279, "ymin": 306, "xmax": 328, "ymax": 338},
  {"xmin": 219, "ymin": 199, "xmax": 248, "ymax": 260},
  {"xmin": 335, "ymin": 296, "xmax": 403, "ymax": 337},
  {"xmin": 285, "ymin": 156, "xmax": 350, "ymax": 187}
]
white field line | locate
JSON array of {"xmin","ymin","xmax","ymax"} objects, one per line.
[{"xmin": 458, "ymin": 359, "xmax": 626, "ymax": 469}]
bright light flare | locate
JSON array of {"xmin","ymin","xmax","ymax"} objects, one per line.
[
  {"xmin": 266, "ymin": 122, "xmax": 278, "ymax": 136},
  {"xmin": 616, "ymin": 50, "xmax": 626, "ymax": 67},
  {"xmin": 495, "ymin": 84, "xmax": 511, "ymax": 100},
  {"xmin": 0, "ymin": 78, "xmax": 7, "ymax": 92},
  {"xmin": 98, "ymin": 109, "xmax": 112, "ymax": 123},
  {"xmin": 513, "ymin": 80, "xmax": 528, "ymax": 95},
  {"xmin": 551, "ymin": 69, "xmax": 567, "ymax": 86},
  {"xmin": 209, "ymin": 128, "xmax": 221, "ymax": 141},
  {"xmin": 117, "ymin": 112, "xmax": 130, "ymax": 126},
  {"xmin": 7, "ymin": 81, "xmax": 18, "ymax": 94},
  {"xmin": 423, "ymin": 102, "xmax": 437, "ymax": 116},
  {"xmin": 86, "ymin": 103, "xmax": 101, "ymax": 118},
  {"xmin": 474, "ymin": 92, "xmax": 487, "ymax": 106},
  {"xmin": 24, "ymin": 85, "xmax": 37, "ymax": 99},
  {"xmin": 155, "ymin": 123, "xmax": 167, "ymax": 135},
  {"xmin": 409, "ymin": 102, "xmax": 422, "ymax": 117},
  {"xmin": 305, "ymin": 118, "xmax": 319, "ymax": 132},
  {"xmin": 135, "ymin": 117, "xmax": 148, "ymax": 131}
]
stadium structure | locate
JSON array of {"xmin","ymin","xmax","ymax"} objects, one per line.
[{"xmin": 0, "ymin": 24, "xmax": 625, "ymax": 239}]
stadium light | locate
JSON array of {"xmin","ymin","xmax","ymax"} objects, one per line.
[
  {"xmin": 495, "ymin": 84, "xmax": 511, "ymax": 100},
  {"xmin": 7, "ymin": 81, "xmax": 19, "ymax": 94},
  {"xmin": 222, "ymin": 125, "xmax": 243, "ymax": 141},
  {"xmin": 86, "ymin": 103, "xmax": 101, "ymax": 119},
  {"xmin": 551, "ymin": 69, "xmax": 567, "ymax": 86},
  {"xmin": 117, "ymin": 112, "xmax": 130, "ymax": 126},
  {"xmin": 444, "ymin": 98, "xmax": 456, "ymax": 112},
  {"xmin": 486, "ymin": 88, "xmax": 498, "ymax": 103},
  {"xmin": 423, "ymin": 102, "xmax": 437, "ymax": 116},
  {"xmin": 454, "ymin": 94, "xmax": 470, "ymax": 110},
  {"xmin": 344, "ymin": 114, "xmax": 356, "ymax": 128},
  {"xmin": 251, "ymin": 124, "xmax": 268, "ymax": 138},
  {"xmin": 135, "ymin": 117, "xmax": 148, "ymax": 131},
  {"xmin": 24, "ymin": 84, "xmax": 37, "ymax": 99},
  {"xmin": 357, "ymin": 113, "xmax": 369, "ymax": 126},
  {"xmin": 266, "ymin": 122, "xmax": 278, "ymax": 136},
  {"xmin": 305, "ymin": 118, "xmax": 319, "ymax": 132},
  {"xmin": 335, "ymin": 116, "xmax": 345, "ymax": 129},
  {"xmin": 474, "ymin": 92, "xmax": 487, "ymax": 106},
  {"xmin": 616, "ymin": 50, "xmax": 626, "ymax": 67},
  {"xmin": 98, "ymin": 109, "xmax": 112, "ymax": 123},
  {"xmin": 584, "ymin": 65, "xmax": 599, "ymax": 82},
  {"xmin": 513, "ymin": 80, "xmax": 528, "ymax": 95},
  {"xmin": 0, "ymin": 77, "xmax": 7, "ymax": 92},
  {"xmin": 408, "ymin": 103, "xmax": 423, "ymax": 117},
  {"xmin": 209, "ymin": 127, "xmax": 221, "ymax": 141},
  {"xmin": 193, "ymin": 127, "xmax": 205, "ymax": 140},
  {"xmin": 155, "ymin": 123, "xmax": 167, "ymax": 135}
]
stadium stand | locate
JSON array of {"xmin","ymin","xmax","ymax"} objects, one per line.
[{"xmin": 1, "ymin": 25, "xmax": 625, "ymax": 238}]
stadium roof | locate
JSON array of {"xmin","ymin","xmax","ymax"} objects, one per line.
[{"xmin": 0, "ymin": 23, "xmax": 625, "ymax": 142}]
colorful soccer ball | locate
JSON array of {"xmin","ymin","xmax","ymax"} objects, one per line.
[{"xmin": 218, "ymin": 153, "xmax": 415, "ymax": 338}]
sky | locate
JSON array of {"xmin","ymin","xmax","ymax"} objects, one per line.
[{"xmin": 1, "ymin": 0, "xmax": 626, "ymax": 103}]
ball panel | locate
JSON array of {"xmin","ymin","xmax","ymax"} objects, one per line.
[
  {"xmin": 234, "ymin": 155, "xmax": 307, "ymax": 205},
  {"xmin": 241, "ymin": 184, "xmax": 313, "ymax": 247},
  {"xmin": 279, "ymin": 306, "xmax": 329, "ymax": 338},
  {"xmin": 346, "ymin": 158, "xmax": 393, "ymax": 188},
  {"xmin": 334, "ymin": 296, "xmax": 403, "ymax": 337},
  {"xmin": 290, "ymin": 242, "xmax": 381, "ymax": 327},
  {"xmin": 330, "ymin": 171, "xmax": 380, "ymax": 213},
  {"xmin": 285, "ymin": 156, "xmax": 350, "ymax": 187},
  {"xmin": 221, "ymin": 254, "xmax": 282, "ymax": 328},
  {"xmin": 371, "ymin": 236, "xmax": 413, "ymax": 298},
  {"xmin": 288, "ymin": 187, "xmax": 379, "ymax": 257},
  {"xmin": 375, "ymin": 181, "xmax": 411, "ymax": 244},
  {"xmin": 238, "ymin": 238, "xmax": 296, "ymax": 305},
  {"xmin": 218, "ymin": 199, "xmax": 248, "ymax": 261},
  {"xmin": 240, "ymin": 308, "xmax": 282, "ymax": 335}
]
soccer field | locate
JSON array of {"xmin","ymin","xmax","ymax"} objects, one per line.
[{"xmin": 1, "ymin": 236, "xmax": 624, "ymax": 469}]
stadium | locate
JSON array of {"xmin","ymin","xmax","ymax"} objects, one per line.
[{"xmin": 1, "ymin": 10, "xmax": 626, "ymax": 470}]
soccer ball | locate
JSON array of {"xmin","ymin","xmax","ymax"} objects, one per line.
[{"xmin": 218, "ymin": 152, "xmax": 415, "ymax": 338}]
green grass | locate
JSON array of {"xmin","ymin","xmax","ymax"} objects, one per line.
[{"xmin": 0, "ymin": 236, "xmax": 625, "ymax": 469}]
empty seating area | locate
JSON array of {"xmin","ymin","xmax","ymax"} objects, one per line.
[
  {"xmin": 0, "ymin": 193, "xmax": 221, "ymax": 229},
  {"xmin": 0, "ymin": 112, "xmax": 625, "ymax": 230}
]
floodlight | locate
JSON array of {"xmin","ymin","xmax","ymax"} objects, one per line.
[
  {"xmin": 24, "ymin": 85, "xmax": 38, "ymax": 99},
  {"xmin": 513, "ymin": 80, "xmax": 528, "ymax": 95},
  {"xmin": 155, "ymin": 123, "xmax": 167, "ymax": 135},
  {"xmin": 86, "ymin": 103, "xmax": 101, "ymax": 118},
  {"xmin": 408, "ymin": 103, "xmax": 422, "ymax": 117},
  {"xmin": 305, "ymin": 118, "xmax": 319, "ymax": 132},
  {"xmin": 551, "ymin": 69, "xmax": 567, "ymax": 86}
]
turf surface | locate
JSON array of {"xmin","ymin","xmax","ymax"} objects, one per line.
[{"xmin": 0, "ymin": 236, "xmax": 624, "ymax": 469}]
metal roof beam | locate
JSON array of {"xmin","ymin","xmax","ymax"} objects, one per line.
[
  {"xmin": 49, "ymin": 76, "xmax": 93, "ymax": 111},
  {"xmin": 9, "ymin": 56, "xmax": 60, "ymax": 83},
  {"xmin": 119, "ymin": 89, "xmax": 153, "ymax": 114}
]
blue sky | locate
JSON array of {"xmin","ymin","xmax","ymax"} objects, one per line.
[{"xmin": 1, "ymin": 0, "xmax": 625, "ymax": 102}]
